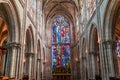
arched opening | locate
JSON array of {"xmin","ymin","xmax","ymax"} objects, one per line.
[
  {"xmin": 23, "ymin": 28, "xmax": 34, "ymax": 80},
  {"xmin": 51, "ymin": 15, "xmax": 71, "ymax": 80},
  {"xmin": 94, "ymin": 29, "xmax": 101, "ymax": 79},
  {"xmin": 103, "ymin": 0, "xmax": 120, "ymax": 79},
  {"xmin": 90, "ymin": 27, "xmax": 101, "ymax": 80},
  {"xmin": 0, "ymin": 2, "xmax": 20, "ymax": 79}
]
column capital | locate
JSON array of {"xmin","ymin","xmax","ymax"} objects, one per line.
[
  {"xmin": 88, "ymin": 51, "xmax": 99, "ymax": 56},
  {"xmin": 25, "ymin": 52, "xmax": 34, "ymax": 57},
  {"xmin": 88, "ymin": 51, "xmax": 96, "ymax": 54},
  {"xmin": 82, "ymin": 56, "xmax": 86, "ymax": 60},
  {"xmin": 37, "ymin": 58, "xmax": 41, "ymax": 61},
  {"xmin": 102, "ymin": 40, "xmax": 116, "ymax": 45},
  {"xmin": 7, "ymin": 42, "xmax": 21, "ymax": 48}
]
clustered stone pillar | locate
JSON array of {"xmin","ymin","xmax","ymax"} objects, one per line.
[
  {"xmin": 42, "ymin": 61, "xmax": 46, "ymax": 80},
  {"xmin": 25, "ymin": 53, "xmax": 34, "ymax": 80},
  {"xmin": 102, "ymin": 40, "xmax": 117, "ymax": 79},
  {"xmin": 88, "ymin": 51, "xmax": 95, "ymax": 80},
  {"xmin": 98, "ymin": 42, "xmax": 107, "ymax": 80},
  {"xmin": 76, "ymin": 60, "xmax": 80, "ymax": 80},
  {"xmin": 5, "ymin": 42, "xmax": 21, "ymax": 80},
  {"xmin": 80, "ymin": 56, "xmax": 87, "ymax": 80},
  {"xmin": 37, "ymin": 58, "xmax": 41, "ymax": 80}
]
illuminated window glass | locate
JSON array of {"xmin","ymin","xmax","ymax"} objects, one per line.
[{"xmin": 52, "ymin": 15, "xmax": 71, "ymax": 73}]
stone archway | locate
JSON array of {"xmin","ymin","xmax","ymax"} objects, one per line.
[
  {"xmin": 23, "ymin": 27, "xmax": 34, "ymax": 80},
  {"xmin": 0, "ymin": 1, "xmax": 20, "ymax": 79},
  {"xmin": 88, "ymin": 25, "xmax": 101, "ymax": 80},
  {"xmin": 103, "ymin": 0, "xmax": 120, "ymax": 79}
]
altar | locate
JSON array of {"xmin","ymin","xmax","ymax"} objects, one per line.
[{"xmin": 52, "ymin": 67, "xmax": 71, "ymax": 80}]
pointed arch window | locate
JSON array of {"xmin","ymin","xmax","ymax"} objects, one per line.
[{"xmin": 52, "ymin": 15, "xmax": 71, "ymax": 73}]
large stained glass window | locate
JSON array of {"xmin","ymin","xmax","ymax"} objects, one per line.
[{"xmin": 52, "ymin": 15, "xmax": 71, "ymax": 73}]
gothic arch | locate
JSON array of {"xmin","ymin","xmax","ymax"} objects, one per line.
[
  {"xmin": 23, "ymin": 26, "xmax": 35, "ymax": 80},
  {"xmin": 25, "ymin": 26, "xmax": 34, "ymax": 53},
  {"xmin": 0, "ymin": 1, "xmax": 21, "ymax": 79},
  {"xmin": 88, "ymin": 24, "xmax": 101, "ymax": 79},
  {"xmin": 102, "ymin": 1, "xmax": 120, "ymax": 78},
  {"xmin": 45, "ymin": 14, "xmax": 76, "ymax": 48},
  {"xmin": 0, "ymin": 1, "xmax": 20, "ymax": 42},
  {"xmin": 88, "ymin": 24, "xmax": 98, "ymax": 52},
  {"xmin": 44, "ymin": 0, "xmax": 78, "ymax": 48},
  {"xmin": 103, "ymin": 0, "xmax": 120, "ymax": 41}
]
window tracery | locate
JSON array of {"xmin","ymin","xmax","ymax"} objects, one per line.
[{"xmin": 52, "ymin": 15, "xmax": 71, "ymax": 73}]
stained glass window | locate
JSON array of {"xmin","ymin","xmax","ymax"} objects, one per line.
[
  {"xmin": 117, "ymin": 40, "xmax": 120, "ymax": 56},
  {"xmin": 52, "ymin": 15, "xmax": 71, "ymax": 73}
]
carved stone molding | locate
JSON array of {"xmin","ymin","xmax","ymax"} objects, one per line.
[
  {"xmin": 25, "ymin": 52, "xmax": 34, "ymax": 57},
  {"xmin": 89, "ymin": 51, "xmax": 99, "ymax": 56},
  {"xmin": 102, "ymin": 40, "xmax": 116, "ymax": 46},
  {"xmin": 37, "ymin": 58, "xmax": 41, "ymax": 61},
  {"xmin": 7, "ymin": 42, "xmax": 21, "ymax": 48}
]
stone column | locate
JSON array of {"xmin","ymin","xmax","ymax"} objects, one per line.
[
  {"xmin": 5, "ymin": 42, "xmax": 21, "ymax": 80},
  {"xmin": 80, "ymin": 56, "xmax": 87, "ymax": 80},
  {"xmin": 42, "ymin": 61, "xmax": 46, "ymax": 80},
  {"xmin": 94, "ymin": 53, "xmax": 100, "ymax": 76},
  {"xmin": 76, "ymin": 60, "xmax": 80, "ymax": 80},
  {"xmin": 102, "ymin": 40, "xmax": 117, "ymax": 79},
  {"xmin": 25, "ymin": 53, "xmax": 34, "ymax": 80},
  {"xmin": 88, "ymin": 52, "xmax": 96, "ymax": 80},
  {"xmin": 37, "ymin": 58, "xmax": 41, "ymax": 80},
  {"xmin": 32, "ymin": 54, "xmax": 35, "ymax": 80},
  {"xmin": 98, "ymin": 42, "xmax": 108, "ymax": 80}
]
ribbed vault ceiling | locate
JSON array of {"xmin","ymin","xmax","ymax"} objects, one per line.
[{"xmin": 43, "ymin": 0, "xmax": 81, "ymax": 47}]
